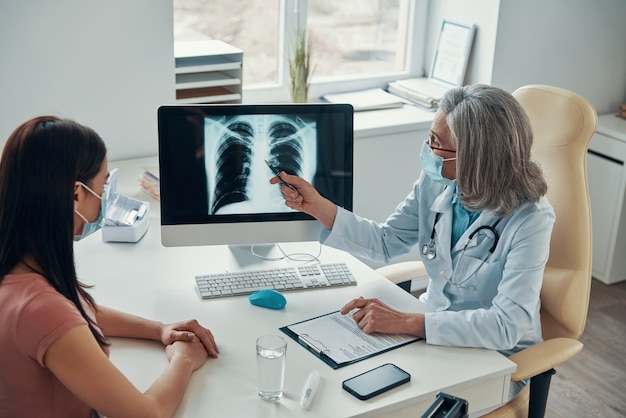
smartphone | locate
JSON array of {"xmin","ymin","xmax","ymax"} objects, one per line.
[{"xmin": 342, "ymin": 363, "xmax": 411, "ymax": 400}]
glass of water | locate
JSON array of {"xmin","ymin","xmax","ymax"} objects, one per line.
[{"xmin": 256, "ymin": 334, "xmax": 287, "ymax": 401}]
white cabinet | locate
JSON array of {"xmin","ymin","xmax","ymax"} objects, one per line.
[
  {"xmin": 351, "ymin": 106, "xmax": 433, "ymax": 271},
  {"xmin": 174, "ymin": 40, "xmax": 243, "ymax": 104},
  {"xmin": 587, "ymin": 114, "xmax": 626, "ymax": 284}
]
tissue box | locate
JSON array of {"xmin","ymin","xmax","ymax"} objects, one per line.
[{"xmin": 101, "ymin": 169, "xmax": 150, "ymax": 243}]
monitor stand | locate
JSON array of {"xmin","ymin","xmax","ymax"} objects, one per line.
[{"xmin": 227, "ymin": 243, "xmax": 284, "ymax": 270}]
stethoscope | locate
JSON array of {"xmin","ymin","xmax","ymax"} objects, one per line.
[{"xmin": 421, "ymin": 212, "xmax": 502, "ymax": 260}]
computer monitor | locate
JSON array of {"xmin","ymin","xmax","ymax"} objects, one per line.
[{"xmin": 157, "ymin": 103, "xmax": 354, "ymax": 247}]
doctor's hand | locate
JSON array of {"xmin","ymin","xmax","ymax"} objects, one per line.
[
  {"xmin": 340, "ymin": 297, "xmax": 425, "ymax": 338},
  {"xmin": 160, "ymin": 319, "xmax": 219, "ymax": 358},
  {"xmin": 270, "ymin": 172, "xmax": 338, "ymax": 230}
]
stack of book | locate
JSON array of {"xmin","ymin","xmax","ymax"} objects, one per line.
[
  {"xmin": 387, "ymin": 78, "xmax": 452, "ymax": 110},
  {"xmin": 138, "ymin": 167, "xmax": 160, "ymax": 200},
  {"xmin": 322, "ymin": 88, "xmax": 405, "ymax": 111}
]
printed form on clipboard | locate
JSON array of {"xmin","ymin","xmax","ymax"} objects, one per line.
[{"xmin": 280, "ymin": 311, "xmax": 421, "ymax": 369}]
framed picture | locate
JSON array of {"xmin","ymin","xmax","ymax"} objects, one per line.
[{"xmin": 430, "ymin": 19, "xmax": 476, "ymax": 88}]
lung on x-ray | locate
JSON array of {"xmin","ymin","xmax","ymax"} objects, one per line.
[{"xmin": 204, "ymin": 114, "xmax": 317, "ymax": 215}]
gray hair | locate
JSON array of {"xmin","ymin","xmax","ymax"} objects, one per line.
[{"xmin": 439, "ymin": 84, "xmax": 547, "ymax": 217}]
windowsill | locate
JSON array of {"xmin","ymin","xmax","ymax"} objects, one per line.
[{"xmin": 354, "ymin": 104, "xmax": 435, "ymax": 138}]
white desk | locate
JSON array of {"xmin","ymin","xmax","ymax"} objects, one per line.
[{"xmin": 73, "ymin": 157, "xmax": 515, "ymax": 417}]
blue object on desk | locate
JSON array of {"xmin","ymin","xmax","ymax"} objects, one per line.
[{"xmin": 249, "ymin": 290, "xmax": 287, "ymax": 310}]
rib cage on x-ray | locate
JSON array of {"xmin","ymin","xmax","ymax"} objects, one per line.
[
  {"xmin": 212, "ymin": 120, "xmax": 254, "ymax": 214},
  {"xmin": 205, "ymin": 115, "xmax": 317, "ymax": 215},
  {"xmin": 267, "ymin": 121, "xmax": 303, "ymax": 178}
]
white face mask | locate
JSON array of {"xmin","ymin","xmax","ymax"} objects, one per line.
[
  {"xmin": 74, "ymin": 182, "xmax": 106, "ymax": 241},
  {"xmin": 419, "ymin": 141, "xmax": 456, "ymax": 187}
]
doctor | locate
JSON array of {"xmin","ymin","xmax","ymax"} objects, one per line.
[{"xmin": 272, "ymin": 84, "xmax": 555, "ymax": 363}]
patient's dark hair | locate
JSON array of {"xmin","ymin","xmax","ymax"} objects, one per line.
[{"xmin": 0, "ymin": 116, "xmax": 108, "ymax": 346}]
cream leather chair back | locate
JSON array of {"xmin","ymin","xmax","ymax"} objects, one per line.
[{"xmin": 512, "ymin": 84, "xmax": 596, "ymax": 341}]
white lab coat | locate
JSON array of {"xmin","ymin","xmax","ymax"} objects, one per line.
[{"xmin": 321, "ymin": 171, "xmax": 555, "ymax": 357}]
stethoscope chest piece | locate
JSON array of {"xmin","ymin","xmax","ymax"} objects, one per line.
[
  {"xmin": 422, "ymin": 212, "xmax": 502, "ymax": 261},
  {"xmin": 422, "ymin": 212, "xmax": 442, "ymax": 260},
  {"xmin": 422, "ymin": 240, "xmax": 437, "ymax": 260}
]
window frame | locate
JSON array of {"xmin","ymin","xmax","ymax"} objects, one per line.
[{"xmin": 241, "ymin": 0, "xmax": 429, "ymax": 103}]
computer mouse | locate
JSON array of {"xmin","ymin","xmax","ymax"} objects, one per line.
[{"xmin": 248, "ymin": 289, "xmax": 287, "ymax": 310}]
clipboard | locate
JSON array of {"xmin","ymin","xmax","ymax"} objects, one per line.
[{"xmin": 280, "ymin": 311, "xmax": 421, "ymax": 369}]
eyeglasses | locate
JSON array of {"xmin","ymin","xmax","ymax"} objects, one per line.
[{"xmin": 427, "ymin": 135, "xmax": 456, "ymax": 154}]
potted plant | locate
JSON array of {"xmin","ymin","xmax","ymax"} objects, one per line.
[{"xmin": 289, "ymin": 29, "xmax": 313, "ymax": 103}]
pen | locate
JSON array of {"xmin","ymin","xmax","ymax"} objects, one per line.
[
  {"xmin": 298, "ymin": 334, "xmax": 326, "ymax": 355},
  {"xmin": 264, "ymin": 159, "xmax": 298, "ymax": 192},
  {"xmin": 300, "ymin": 370, "xmax": 320, "ymax": 409}
]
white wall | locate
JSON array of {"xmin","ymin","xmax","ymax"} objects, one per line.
[
  {"xmin": 491, "ymin": 0, "xmax": 626, "ymax": 115},
  {"xmin": 0, "ymin": 0, "xmax": 175, "ymax": 161},
  {"xmin": 427, "ymin": 0, "xmax": 626, "ymax": 115},
  {"xmin": 424, "ymin": 0, "xmax": 500, "ymax": 85},
  {"xmin": 2, "ymin": 1, "xmax": 625, "ymax": 161}
]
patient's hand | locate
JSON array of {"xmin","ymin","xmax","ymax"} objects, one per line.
[
  {"xmin": 160, "ymin": 319, "xmax": 219, "ymax": 357},
  {"xmin": 166, "ymin": 339, "xmax": 210, "ymax": 371}
]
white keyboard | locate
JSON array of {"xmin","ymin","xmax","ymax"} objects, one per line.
[{"xmin": 195, "ymin": 262, "xmax": 357, "ymax": 299}]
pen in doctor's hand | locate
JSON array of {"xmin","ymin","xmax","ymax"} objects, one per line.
[
  {"xmin": 264, "ymin": 159, "xmax": 299, "ymax": 193},
  {"xmin": 300, "ymin": 370, "xmax": 320, "ymax": 409}
]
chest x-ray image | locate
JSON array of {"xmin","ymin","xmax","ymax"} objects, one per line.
[{"xmin": 204, "ymin": 114, "xmax": 318, "ymax": 215}]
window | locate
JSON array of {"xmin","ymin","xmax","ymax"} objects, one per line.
[
  {"xmin": 173, "ymin": 0, "xmax": 426, "ymax": 102},
  {"xmin": 173, "ymin": 0, "xmax": 280, "ymax": 86},
  {"xmin": 307, "ymin": 1, "xmax": 408, "ymax": 78}
]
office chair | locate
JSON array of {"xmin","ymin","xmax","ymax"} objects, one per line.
[{"xmin": 376, "ymin": 84, "xmax": 597, "ymax": 417}]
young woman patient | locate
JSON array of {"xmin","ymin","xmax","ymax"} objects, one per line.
[{"xmin": 0, "ymin": 116, "xmax": 219, "ymax": 418}]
